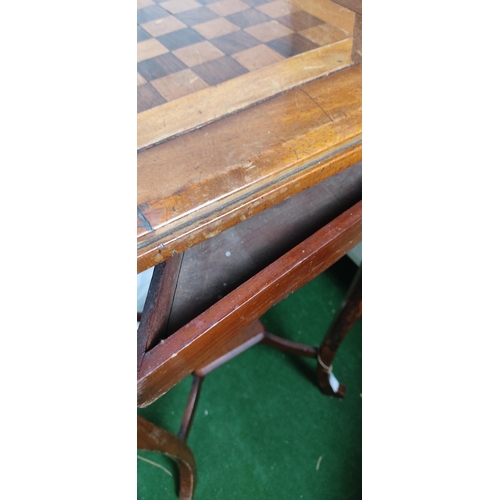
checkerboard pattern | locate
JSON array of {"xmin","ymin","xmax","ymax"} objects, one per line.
[{"xmin": 137, "ymin": 0, "xmax": 350, "ymax": 113}]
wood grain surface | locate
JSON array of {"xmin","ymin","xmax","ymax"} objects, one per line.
[
  {"xmin": 137, "ymin": 0, "xmax": 357, "ymax": 142},
  {"xmin": 162, "ymin": 162, "xmax": 361, "ymax": 337},
  {"xmin": 137, "ymin": 252, "xmax": 183, "ymax": 370},
  {"xmin": 137, "ymin": 416, "xmax": 196, "ymax": 499},
  {"xmin": 138, "ymin": 38, "xmax": 353, "ymax": 149},
  {"xmin": 137, "ymin": 200, "xmax": 361, "ymax": 406},
  {"xmin": 351, "ymin": 11, "xmax": 361, "ymax": 64},
  {"xmin": 328, "ymin": 0, "xmax": 361, "ymax": 16},
  {"xmin": 137, "ymin": 63, "xmax": 361, "ymax": 272}
]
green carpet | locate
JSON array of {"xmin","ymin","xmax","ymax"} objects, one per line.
[{"xmin": 138, "ymin": 257, "xmax": 362, "ymax": 499}]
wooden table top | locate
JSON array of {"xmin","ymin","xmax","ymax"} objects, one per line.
[{"xmin": 137, "ymin": 0, "xmax": 362, "ymax": 273}]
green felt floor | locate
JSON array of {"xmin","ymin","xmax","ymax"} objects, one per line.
[{"xmin": 138, "ymin": 257, "xmax": 361, "ymax": 500}]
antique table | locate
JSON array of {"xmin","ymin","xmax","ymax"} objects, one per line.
[{"xmin": 137, "ymin": 0, "xmax": 361, "ymax": 495}]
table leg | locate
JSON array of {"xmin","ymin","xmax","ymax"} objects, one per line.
[
  {"xmin": 317, "ymin": 266, "xmax": 362, "ymax": 397},
  {"xmin": 177, "ymin": 375, "xmax": 204, "ymax": 442},
  {"xmin": 137, "ymin": 416, "xmax": 197, "ymax": 500}
]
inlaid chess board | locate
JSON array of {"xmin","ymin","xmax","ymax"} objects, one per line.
[{"xmin": 137, "ymin": 0, "xmax": 359, "ymax": 149}]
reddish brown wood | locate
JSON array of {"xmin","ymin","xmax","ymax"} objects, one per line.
[
  {"xmin": 138, "ymin": 201, "xmax": 361, "ymax": 407},
  {"xmin": 137, "ymin": 416, "xmax": 197, "ymax": 500},
  {"xmin": 317, "ymin": 266, "xmax": 362, "ymax": 397},
  {"xmin": 176, "ymin": 320, "xmax": 314, "ymax": 443},
  {"xmin": 178, "ymin": 375, "xmax": 203, "ymax": 443},
  {"xmin": 261, "ymin": 332, "xmax": 317, "ymax": 358},
  {"xmin": 137, "ymin": 252, "xmax": 183, "ymax": 371},
  {"xmin": 164, "ymin": 162, "xmax": 361, "ymax": 336},
  {"xmin": 178, "ymin": 321, "xmax": 266, "ymax": 442},
  {"xmin": 137, "ymin": 64, "xmax": 362, "ymax": 272},
  {"xmin": 194, "ymin": 321, "xmax": 266, "ymax": 377},
  {"xmin": 138, "ymin": 142, "xmax": 361, "ymax": 271}
]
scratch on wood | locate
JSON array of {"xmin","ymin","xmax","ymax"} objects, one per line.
[
  {"xmin": 242, "ymin": 161, "xmax": 256, "ymax": 170},
  {"xmin": 299, "ymin": 88, "xmax": 333, "ymax": 123},
  {"xmin": 271, "ymin": 132, "xmax": 286, "ymax": 145},
  {"xmin": 271, "ymin": 132, "xmax": 299, "ymax": 162}
]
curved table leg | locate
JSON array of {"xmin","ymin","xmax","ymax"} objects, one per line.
[
  {"xmin": 137, "ymin": 416, "xmax": 197, "ymax": 500},
  {"xmin": 317, "ymin": 266, "xmax": 362, "ymax": 397}
]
